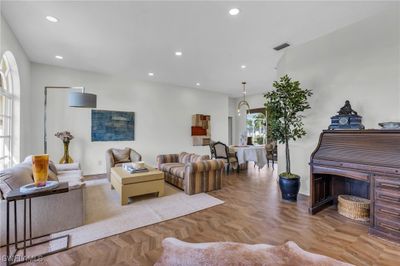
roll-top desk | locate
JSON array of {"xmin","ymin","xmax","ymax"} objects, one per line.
[{"xmin": 309, "ymin": 130, "xmax": 400, "ymax": 243}]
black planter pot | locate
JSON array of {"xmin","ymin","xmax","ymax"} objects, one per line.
[{"xmin": 279, "ymin": 174, "xmax": 300, "ymax": 202}]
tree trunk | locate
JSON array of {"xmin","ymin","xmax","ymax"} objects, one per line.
[{"xmin": 285, "ymin": 137, "xmax": 291, "ymax": 174}]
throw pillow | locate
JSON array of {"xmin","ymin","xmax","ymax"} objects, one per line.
[
  {"xmin": 49, "ymin": 160, "xmax": 58, "ymax": 175},
  {"xmin": 23, "ymin": 155, "xmax": 33, "ymax": 164},
  {"xmin": 48, "ymin": 169, "xmax": 59, "ymax": 181},
  {"xmin": 155, "ymin": 238, "xmax": 352, "ymax": 266},
  {"xmin": 0, "ymin": 162, "xmax": 34, "ymax": 198},
  {"xmin": 112, "ymin": 148, "xmax": 131, "ymax": 164}
]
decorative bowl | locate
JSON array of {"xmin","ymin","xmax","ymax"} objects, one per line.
[
  {"xmin": 20, "ymin": 181, "xmax": 59, "ymax": 194},
  {"xmin": 378, "ymin": 122, "xmax": 400, "ymax": 129}
]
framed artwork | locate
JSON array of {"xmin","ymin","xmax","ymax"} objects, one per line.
[
  {"xmin": 191, "ymin": 114, "xmax": 211, "ymax": 146},
  {"xmin": 91, "ymin": 110, "xmax": 135, "ymax": 141}
]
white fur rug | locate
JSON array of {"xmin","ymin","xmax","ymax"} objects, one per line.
[{"xmin": 51, "ymin": 179, "xmax": 224, "ymax": 248}]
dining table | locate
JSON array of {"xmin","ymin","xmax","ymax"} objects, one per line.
[{"xmin": 231, "ymin": 145, "xmax": 268, "ymax": 169}]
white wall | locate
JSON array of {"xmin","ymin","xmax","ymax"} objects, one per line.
[
  {"xmin": 276, "ymin": 9, "xmax": 400, "ymax": 195},
  {"xmin": 0, "ymin": 14, "xmax": 31, "ymax": 162},
  {"xmin": 30, "ymin": 63, "xmax": 229, "ymax": 175},
  {"xmin": 228, "ymin": 97, "xmax": 237, "ymax": 145}
]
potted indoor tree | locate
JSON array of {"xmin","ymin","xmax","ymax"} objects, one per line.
[{"xmin": 264, "ymin": 75, "xmax": 312, "ymax": 201}]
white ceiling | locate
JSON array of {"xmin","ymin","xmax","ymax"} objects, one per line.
[{"xmin": 1, "ymin": 1, "xmax": 396, "ymax": 96}]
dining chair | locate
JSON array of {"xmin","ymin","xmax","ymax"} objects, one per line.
[
  {"xmin": 265, "ymin": 141, "xmax": 276, "ymax": 169},
  {"xmin": 211, "ymin": 141, "xmax": 239, "ymax": 174},
  {"xmin": 209, "ymin": 140, "xmax": 216, "ymax": 159}
]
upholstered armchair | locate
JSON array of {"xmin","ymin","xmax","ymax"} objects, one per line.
[{"xmin": 105, "ymin": 148, "xmax": 142, "ymax": 180}]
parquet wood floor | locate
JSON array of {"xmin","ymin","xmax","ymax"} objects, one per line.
[{"xmin": 21, "ymin": 164, "xmax": 400, "ymax": 265}]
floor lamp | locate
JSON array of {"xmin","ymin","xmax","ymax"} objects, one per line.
[{"xmin": 44, "ymin": 86, "xmax": 97, "ymax": 153}]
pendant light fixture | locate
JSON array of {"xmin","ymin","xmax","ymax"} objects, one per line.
[{"xmin": 237, "ymin": 81, "xmax": 250, "ymax": 116}]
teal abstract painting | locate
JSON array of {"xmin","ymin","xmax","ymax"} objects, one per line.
[{"xmin": 91, "ymin": 110, "xmax": 135, "ymax": 141}]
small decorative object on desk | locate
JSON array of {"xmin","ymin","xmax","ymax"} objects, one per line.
[
  {"xmin": 328, "ymin": 100, "xmax": 365, "ymax": 130},
  {"xmin": 378, "ymin": 122, "xmax": 400, "ymax": 129},
  {"xmin": 123, "ymin": 162, "xmax": 149, "ymax": 174},
  {"xmin": 55, "ymin": 131, "xmax": 74, "ymax": 164},
  {"xmin": 32, "ymin": 154, "xmax": 49, "ymax": 187}
]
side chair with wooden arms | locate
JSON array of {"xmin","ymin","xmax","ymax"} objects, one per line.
[
  {"xmin": 211, "ymin": 141, "xmax": 239, "ymax": 174},
  {"xmin": 265, "ymin": 141, "xmax": 277, "ymax": 169}
]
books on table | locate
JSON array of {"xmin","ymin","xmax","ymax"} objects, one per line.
[{"xmin": 122, "ymin": 163, "xmax": 149, "ymax": 174}]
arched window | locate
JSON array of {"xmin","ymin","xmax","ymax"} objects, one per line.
[{"xmin": 0, "ymin": 51, "xmax": 18, "ymax": 170}]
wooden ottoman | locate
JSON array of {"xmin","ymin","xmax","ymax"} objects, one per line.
[{"xmin": 110, "ymin": 165, "xmax": 164, "ymax": 205}]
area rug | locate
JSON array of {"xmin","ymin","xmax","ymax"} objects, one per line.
[
  {"xmin": 50, "ymin": 178, "xmax": 224, "ymax": 248},
  {"xmin": 155, "ymin": 238, "xmax": 353, "ymax": 266}
]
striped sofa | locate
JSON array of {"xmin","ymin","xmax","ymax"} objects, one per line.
[{"xmin": 156, "ymin": 152, "xmax": 225, "ymax": 195}]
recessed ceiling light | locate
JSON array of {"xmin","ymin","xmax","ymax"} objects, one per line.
[
  {"xmin": 229, "ymin": 8, "xmax": 240, "ymax": 16},
  {"xmin": 196, "ymin": 83, "xmax": 200, "ymax": 86},
  {"xmin": 175, "ymin": 51, "xmax": 183, "ymax": 56},
  {"xmin": 148, "ymin": 72, "xmax": 154, "ymax": 76},
  {"xmin": 55, "ymin": 55, "xmax": 63, "ymax": 60},
  {"xmin": 46, "ymin": 16, "xmax": 59, "ymax": 23},
  {"xmin": 241, "ymin": 65, "xmax": 246, "ymax": 69}
]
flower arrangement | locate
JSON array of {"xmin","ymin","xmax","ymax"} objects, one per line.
[
  {"xmin": 54, "ymin": 131, "xmax": 74, "ymax": 164},
  {"xmin": 55, "ymin": 131, "xmax": 74, "ymax": 143}
]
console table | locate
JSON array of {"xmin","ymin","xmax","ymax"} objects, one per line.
[
  {"xmin": 310, "ymin": 130, "xmax": 400, "ymax": 243},
  {"xmin": 5, "ymin": 182, "xmax": 70, "ymax": 265}
]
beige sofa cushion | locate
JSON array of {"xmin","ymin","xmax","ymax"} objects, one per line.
[
  {"xmin": 160, "ymin": 163, "xmax": 185, "ymax": 174},
  {"xmin": 0, "ymin": 162, "xmax": 33, "ymax": 198},
  {"xmin": 170, "ymin": 167, "xmax": 185, "ymax": 179},
  {"xmin": 155, "ymin": 238, "xmax": 352, "ymax": 266},
  {"xmin": 57, "ymin": 170, "xmax": 84, "ymax": 190},
  {"xmin": 57, "ymin": 169, "xmax": 83, "ymax": 181},
  {"xmin": 112, "ymin": 148, "xmax": 131, "ymax": 163},
  {"xmin": 179, "ymin": 152, "xmax": 192, "ymax": 164},
  {"xmin": 55, "ymin": 162, "xmax": 80, "ymax": 171},
  {"xmin": 178, "ymin": 152, "xmax": 209, "ymax": 164}
]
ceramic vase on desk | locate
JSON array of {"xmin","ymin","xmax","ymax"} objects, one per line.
[{"xmin": 55, "ymin": 131, "xmax": 74, "ymax": 164}]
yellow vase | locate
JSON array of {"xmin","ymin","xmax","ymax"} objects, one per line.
[
  {"xmin": 59, "ymin": 141, "xmax": 73, "ymax": 164},
  {"xmin": 32, "ymin": 154, "xmax": 49, "ymax": 187}
]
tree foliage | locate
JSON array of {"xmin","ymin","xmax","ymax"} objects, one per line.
[{"xmin": 264, "ymin": 75, "xmax": 312, "ymax": 174}]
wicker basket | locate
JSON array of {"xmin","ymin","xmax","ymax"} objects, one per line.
[{"xmin": 338, "ymin": 195, "xmax": 370, "ymax": 222}]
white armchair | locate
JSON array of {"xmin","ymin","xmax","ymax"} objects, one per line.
[{"xmin": 105, "ymin": 148, "xmax": 142, "ymax": 180}]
